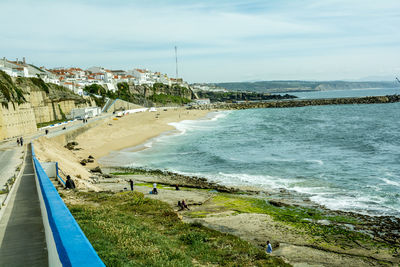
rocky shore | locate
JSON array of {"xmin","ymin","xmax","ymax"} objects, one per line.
[
  {"xmin": 96, "ymin": 166, "xmax": 400, "ymax": 266},
  {"xmin": 189, "ymin": 94, "xmax": 400, "ymax": 110}
]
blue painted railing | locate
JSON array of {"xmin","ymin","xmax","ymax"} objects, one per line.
[
  {"xmin": 32, "ymin": 145, "xmax": 105, "ymax": 267},
  {"xmin": 55, "ymin": 162, "xmax": 65, "ymax": 186}
]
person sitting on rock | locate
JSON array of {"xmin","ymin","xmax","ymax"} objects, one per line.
[
  {"xmin": 152, "ymin": 183, "xmax": 158, "ymax": 194},
  {"xmin": 177, "ymin": 201, "xmax": 184, "ymax": 211},
  {"xmin": 181, "ymin": 199, "xmax": 190, "ymax": 210},
  {"xmin": 65, "ymin": 175, "xmax": 76, "ymax": 190}
]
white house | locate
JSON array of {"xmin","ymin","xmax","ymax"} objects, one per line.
[
  {"xmin": 194, "ymin": 98, "xmax": 211, "ymax": 105},
  {"xmin": 131, "ymin": 69, "xmax": 153, "ymax": 85},
  {"xmin": 70, "ymin": 107, "xmax": 101, "ymax": 119},
  {"xmin": 87, "ymin": 66, "xmax": 105, "ymax": 74}
]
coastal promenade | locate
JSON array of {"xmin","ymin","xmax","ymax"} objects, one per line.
[
  {"xmin": 0, "ymin": 113, "xmax": 113, "ymax": 266},
  {"xmin": 0, "ymin": 144, "xmax": 48, "ymax": 266}
]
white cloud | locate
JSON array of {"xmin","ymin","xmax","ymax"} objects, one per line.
[{"xmin": 1, "ymin": 0, "xmax": 399, "ymax": 81}]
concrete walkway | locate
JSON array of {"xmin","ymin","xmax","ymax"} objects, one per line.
[
  {"xmin": 0, "ymin": 142, "xmax": 24, "ymax": 190},
  {"xmin": 0, "ymin": 144, "xmax": 48, "ymax": 266}
]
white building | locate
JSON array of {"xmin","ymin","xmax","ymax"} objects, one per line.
[
  {"xmin": 70, "ymin": 107, "xmax": 101, "ymax": 119},
  {"xmin": 87, "ymin": 66, "xmax": 105, "ymax": 74},
  {"xmin": 194, "ymin": 98, "xmax": 211, "ymax": 105},
  {"xmin": 131, "ymin": 69, "xmax": 153, "ymax": 85}
]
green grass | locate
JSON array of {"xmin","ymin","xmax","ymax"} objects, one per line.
[
  {"xmin": 68, "ymin": 191, "xmax": 290, "ymax": 266},
  {"xmin": 37, "ymin": 119, "xmax": 68, "ymax": 128},
  {"xmin": 0, "ymin": 190, "xmax": 8, "ymax": 195}
]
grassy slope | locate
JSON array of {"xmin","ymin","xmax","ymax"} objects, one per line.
[{"xmin": 68, "ymin": 191, "xmax": 290, "ymax": 267}]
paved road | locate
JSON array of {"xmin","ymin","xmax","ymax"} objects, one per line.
[
  {"xmin": 0, "ymin": 144, "xmax": 48, "ymax": 266},
  {"xmin": 0, "ymin": 144, "xmax": 23, "ymax": 190},
  {"xmin": 0, "ymin": 113, "xmax": 112, "ymax": 192}
]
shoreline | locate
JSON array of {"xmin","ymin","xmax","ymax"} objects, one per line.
[
  {"xmin": 75, "ymin": 108, "xmax": 212, "ymax": 160},
  {"xmin": 33, "ymin": 106, "xmax": 400, "ymax": 266},
  {"xmin": 90, "ymin": 166, "xmax": 400, "ymax": 266}
]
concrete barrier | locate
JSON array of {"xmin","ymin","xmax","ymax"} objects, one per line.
[{"xmin": 32, "ymin": 144, "xmax": 105, "ymax": 267}]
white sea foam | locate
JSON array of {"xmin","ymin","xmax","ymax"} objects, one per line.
[
  {"xmin": 168, "ymin": 111, "xmax": 230, "ymax": 136},
  {"xmin": 216, "ymin": 172, "xmax": 295, "ymax": 189},
  {"xmin": 380, "ymin": 178, "xmax": 400, "ymax": 187},
  {"xmin": 209, "ymin": 111, "xmax": 231, "ymax": 121},
  {"xmin": 307, "ymin": 159, "xmax": 324, "ymax": 165},
  {"xmin": 309, "ymin": 193, "xmax": 392, "ymax": 215},
  {"xmin": 144, "ymin": 140, "xmax": 153, "ymax": 148}
]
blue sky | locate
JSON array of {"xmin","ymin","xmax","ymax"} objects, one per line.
[{"xmin": 1, "ymin": 0, "xmax": 400, "ymax": 82}]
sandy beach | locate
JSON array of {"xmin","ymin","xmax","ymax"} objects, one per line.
[{"xmin": 34, "ymin": 108, "xmax": 210, "ymax": 186}]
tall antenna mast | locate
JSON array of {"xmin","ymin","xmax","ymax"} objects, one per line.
[{"xmin": 175, "ymin": 46, "xmax": 178, "ymax": 79}]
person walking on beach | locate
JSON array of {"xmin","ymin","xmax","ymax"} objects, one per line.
[
  {"xmin": 128, "ymin": 179, "xmax": 134, "ymax": 191},
  {"xmin": 17, "ymin": 138, "xmax": 20, "ymax": 146},
  {"xmin": 20, "ymin": 137, "xmax": 23, "ymax": 146},
  {"xmin": 65, "ymin": 175, "xmax": 76, "ymax": 190},
  {"xmin": 266, "ymin": 241, "xmax": 272, "ymax": 254}
]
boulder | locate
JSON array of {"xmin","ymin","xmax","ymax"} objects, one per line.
[
  {"xmin": 90, "ymin": 166, "xmax": 102, "ymax": 174},
  {"xmin": 268, "ymin": 200, "xmax": 289, "ymax": 207},
  {"xmin": 65, "ymin": 141, "xmax": 79, "ymax": 150}
]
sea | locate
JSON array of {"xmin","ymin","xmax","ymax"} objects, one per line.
[{"xmin": 99, "ymin": 88, "xmax": 400, "ymax": 217}]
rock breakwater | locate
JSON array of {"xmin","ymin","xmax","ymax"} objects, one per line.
[{"xmin": 189, "ymin": 94, "xmax": 400, "ymax": 110}]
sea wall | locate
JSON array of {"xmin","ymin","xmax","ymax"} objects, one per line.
[
  {"xmin": 0, "ymin": 102, "xmax": 37, "ymax": 140},
  {"xmin": 50, "ymin": 118, "xmax": 106, "ymax": 146},
  {"xmin": 189, "ymin": 94, "xmax": 400, "ymax": 110}
]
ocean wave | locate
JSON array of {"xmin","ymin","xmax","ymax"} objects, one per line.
[
  {"xmin": 306, "ymin": 159, "xmax": 324, "ymax": 165},
  {"xmin": 309, "ymin": 193, "xmax": 399, "ymax": 216},
  {"xmin": 380, "ymin": 178, "xmax": 400, "ymax": 187},
  {"xmin": 209, "ymin": 111, "xmax": 231, "ymax": 121},
  {"xmin": 168, "ymin": 111, "xmax": 230, "ymax": 136},
  {"xmin": 216, "ymin": 172, "xmax": 294, "ymax": 189}
]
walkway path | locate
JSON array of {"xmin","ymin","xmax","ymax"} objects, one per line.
[
  {"xmin": 0, "ymin": 144, "xmax": 48, "ymax": 266},
  {"xmin": 0, "ymin": 142, "xmax": 23, "ymax": 190}
]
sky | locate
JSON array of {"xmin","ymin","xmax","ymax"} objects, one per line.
[{"xmin": 1, "ymin": 0, "xmax": 400, "ymax": 83}]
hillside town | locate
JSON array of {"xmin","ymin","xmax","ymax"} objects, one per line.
[{"xmin": 0, "ymin": 57, "xmax": 189, "ymax": 96}]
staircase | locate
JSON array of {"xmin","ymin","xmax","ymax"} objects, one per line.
[{"xmin": 50, "ymin": 176, "xmax": 64, "ymax": 191}]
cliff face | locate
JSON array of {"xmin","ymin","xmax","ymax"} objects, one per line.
[
  {"xmin": 14, "ymin": 77, "xmax": 89, "ymax": 123},
  {"xmin": 0, "ymin": 71, "xmax": 92, "ymax": 140},
  {"xmin": 128, "ymin": 83, "xmax": 193, "ymax": 99}
]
